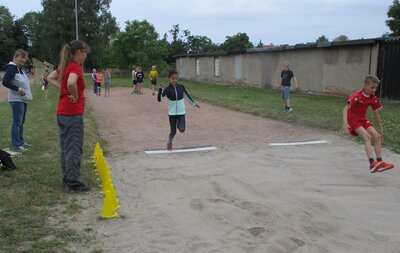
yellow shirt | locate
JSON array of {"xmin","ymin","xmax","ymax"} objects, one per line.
[{"xmin": 149, "ymin": 70, "xmax": 158, "ymax": 79}]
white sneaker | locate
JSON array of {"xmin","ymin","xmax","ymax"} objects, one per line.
[{"xmin": 12, "ymin": 146, "xmax": 28, "ymax": 152}]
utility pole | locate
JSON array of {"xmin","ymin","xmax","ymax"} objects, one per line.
[{"xmin": 75, "ymin": 0, "xmax": 79, "ymax": 40}]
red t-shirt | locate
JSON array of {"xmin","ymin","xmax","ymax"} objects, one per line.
[
  {"xmin": 56, "ymin": 62, "xmax": 85, "ymax": 115},
  {"xmin": 347, "ymin": 89, "xmax": 382, "ymax": 123}
]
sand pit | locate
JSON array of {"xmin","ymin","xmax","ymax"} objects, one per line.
[{"xmin": 82, "ymin": 87, "xmax": 400, "ymax": 253}]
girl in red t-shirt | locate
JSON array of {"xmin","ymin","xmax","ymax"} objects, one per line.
[{"xmin": 47, "ymin": 40, "xmax": 91, "ymax": 192}]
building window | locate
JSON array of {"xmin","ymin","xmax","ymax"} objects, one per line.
[
  {"xmin": 214, "ymin": 57, "xmax": 220, "ymax": 77},
  {"xmin": 196, "ymin": 58, "xmax": 200, "ymax": 76}
]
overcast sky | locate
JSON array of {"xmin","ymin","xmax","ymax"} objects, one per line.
[{"xmin": 1, "ymin": 0, "xmax": 393, "ymax": 45}]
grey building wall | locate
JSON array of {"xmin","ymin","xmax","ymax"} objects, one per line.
[{"xmin": 176, "ymin": 41, "xmax": 379, "ymax": 95}]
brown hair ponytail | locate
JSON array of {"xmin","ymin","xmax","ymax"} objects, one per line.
[{"xmin": 58, "ymin": 40, "xmax": 90, "ymax": 78}]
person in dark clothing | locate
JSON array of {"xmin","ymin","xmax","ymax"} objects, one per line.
[
  {"xmin": 158, "ymin": 70, "xmax": 200, "ymax": 150},
  {"xmin": 280, "ymin": 61, "xmax": 298, "ymax": 114}
]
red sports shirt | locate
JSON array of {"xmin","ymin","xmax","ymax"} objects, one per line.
[
  {"xmin": 56, "ymin": 62, "xmax": 85, "ymax": 116},
  {"xmin": 347, "ymin": 89, "xmax": 382, "ymax": 123}
]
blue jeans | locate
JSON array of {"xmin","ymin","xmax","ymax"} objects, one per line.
[
  {"xmin": 9, "ymin": 102, "xmax": 27, "ymax": 149},
  {"xmin": 281, "ymin": 86, "xmax": 290, "ymax": 100}
]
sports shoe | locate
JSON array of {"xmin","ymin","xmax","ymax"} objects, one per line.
[
  {"xmin": 378, "ymin": 162, "xmax": 395, "ymax": 172},
  {"xmin": 167, "ymin": 143, "xmax": 173, "ymax": 151},
  {"xmin": 285, "ymin": 108, "xmax": 293, "ymax": 114},
  {"xmin": 12, "ymin": 146, "xmax": 28, "ymax": 153},
  {"xmin": 23, "ymin": 142, "xmax": 32, "ymax": 148},
  {"xmin": 370, "ymin": 161, "xmax": 384, "ymax": 173},
  {"xmin": 282, "ymin": 108, "xmax": 288, "ymax": 113},
  {"xmin": 67, "ymin": 184, "xmax": 90, "ymax": 192}
]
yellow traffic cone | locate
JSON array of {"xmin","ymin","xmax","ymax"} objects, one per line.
[{"xmin": 101, "ymin": 191, "xmax": 118, "ymax": 218}]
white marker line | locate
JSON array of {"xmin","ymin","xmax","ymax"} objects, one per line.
[
  {"xmin": 145, "ymin": 146, "xmax": 217, "ymax": 154},
  {"xmin": 269, "ymin": 140, "xmax": 328, "ymax": 146}
]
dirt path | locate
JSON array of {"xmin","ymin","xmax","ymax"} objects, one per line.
[{"xmin": 85, "ymin": 87, "xmax": 400, "ymax": 253}]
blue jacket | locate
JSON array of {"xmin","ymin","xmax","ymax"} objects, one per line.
[
  {"xmin": 2, "ymin": 62, "xmax": 33, "ymax": 102},
  {"xmin": 158, "ymin": 83, "xmax": 196, "ymax": 115}
]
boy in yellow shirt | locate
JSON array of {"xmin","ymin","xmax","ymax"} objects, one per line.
[{"xmin": 149, "ymin": 65, "xmax": 158, "ymax": 96}]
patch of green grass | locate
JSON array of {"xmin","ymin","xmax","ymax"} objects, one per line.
[{"xmin": 0, "ymin": 85, "xmax": 103, "ymax": 252}]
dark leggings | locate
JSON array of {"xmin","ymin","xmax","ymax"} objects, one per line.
[{"xmin": 168, "ymin": 115, "xmax": 185, "ymax": 143}]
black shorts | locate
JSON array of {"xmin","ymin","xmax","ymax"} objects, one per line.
[
  {"xmin": 151, "ymin": 79, "xmax": 157, "ymax": 86},
  {"xmin": 133, "ymin": 80, "xmax": 137, "ymax": 85}
]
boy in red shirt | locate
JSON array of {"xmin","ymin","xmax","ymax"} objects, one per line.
[{"xmin": 343, "ymin": 75, "xmax": 394, "ymax": 173}]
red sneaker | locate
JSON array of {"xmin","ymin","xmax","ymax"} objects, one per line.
[
  {"xmin": 167, "ymin": 143, "xmax": 172, "ymax": 151},
  {"xmin": 370, "ymin": 161, "xmax": 384, "ymax": 173},
  {"xmin": 378, "ymin": 162, "xmax": 395, "ymax": 172}
]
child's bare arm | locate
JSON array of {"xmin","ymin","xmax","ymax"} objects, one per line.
[
  {"xmin": 293, "ymin": 76, "xmax": 298, "ymax": 89},
  {"xmin": 374, "ymin": 110, "xmax": 384, "ymax": 142},
  {"xmin": 342, "ymin": 104, "xmax": 350, "ymax": 134},
  {"xmin": 47, "ymin": 70, "xmax": 61, "ymax": 88}
]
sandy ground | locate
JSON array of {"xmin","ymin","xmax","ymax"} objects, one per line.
[
  {"xmin": 2, "ymin": 78, "xmax": 400, "ymax": 252},
  {"xmin": 3, "ymin": 81, "xmax": 398, "ymax": 252},
  {"xmin": 78, "ymin": 87, "xmax": 400, "ymax": 253}
]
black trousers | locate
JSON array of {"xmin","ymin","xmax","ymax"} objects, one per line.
[{"xmin": 168, "ymin": 115, "xmax": 185, "ymax": 143}]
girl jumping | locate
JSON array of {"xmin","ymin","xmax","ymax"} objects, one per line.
[{"xmin": 157, "ymin": 70, "xmax": 200, "ymax": 150}]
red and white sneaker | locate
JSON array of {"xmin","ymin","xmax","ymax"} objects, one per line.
[
  {"xmin": 370, "ymin": 161, "xmax": 384, "ymax": 173},
  {"xmin": 378, "ymin": 162, "xmax": 395, "ymax": 172},
  {"xmin": 167, "ymin": 143, "xmax": 172, "ymax": 151}
]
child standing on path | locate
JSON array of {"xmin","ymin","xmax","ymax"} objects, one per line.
[
  {"xmin": 131, "ymin": 66, "xmax": 137, "ymax": 94},
  {"xmin": 342, "ymin": 75, "xmax": 394, "ymax": 173},
  {"xmin": 91, "ymin": 68, "xmax": 97, "ymax": 95},
  {"xmin": 96, "ymin": 70, "xmax": 103, "ymax": 96},
  {"xmin": 158, "ymin": 70, "xmax": 200, "ymax": 151},
  {"xmin": 149, "ymin": 65, "xmax": 158, "ymax": 96},
  {"xmin": 280, "ymin": 61, "xmax": 298, "ymax": 114},
  {"xmin": 103, "ymin": 68, "xmax": 111, "ymax": 97},
  {"xmin": 135, "ymin": 66, "xmax": 144, "ymax": 95}
]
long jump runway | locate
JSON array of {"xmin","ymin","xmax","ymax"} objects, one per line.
[{"xmin": 86, "ymin": 87, "xmax": 400, "ymax": 253}]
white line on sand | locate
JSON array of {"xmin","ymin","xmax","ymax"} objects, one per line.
[
  {"xmin": 145, "ymin": 146, "xmax": 217, "ymax": 154},
  {"xmin": 269, "ymin": 140, "xmax": 328, "ymax": 146}
]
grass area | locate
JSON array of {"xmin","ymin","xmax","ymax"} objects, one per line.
[
  {"xmin": 91, "ymin": 74, "xmax": 400, "ymax": 153},
  {"xmin": 0, "ymin": 85, "xmax": 103, "ymax": 253}
]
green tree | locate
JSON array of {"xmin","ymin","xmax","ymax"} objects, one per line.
[
  {"xmin": 386, "ymin": 0, "xmax": 400, "ymax": 36},
  {"xmin": 0, "ymin": 6, "xmax": 28, "ymax": 68},
  {"xmin": 219, "ymin": 32, "xmax": 254, "ymax": 51},
  {"xmin": 0, "ymin": 6, "xmax": 16, "ymax": 66},
  {"xmin": 112, "ymin": 20, "xmax": 168, "ymax": 71},
  {"xmin": 316, "ymin": 35, "xmax": 329, "ymax": 43},
  {"xmin": 186, "ymin": 34, "xmax": 218, "ymax": 54},
  {"xmin": 332, "ymin": 35, "xmax": 349, "ymax": 42},
  {"xmin": 35, "ymin": 0, "xmax": 118, "ymax": 67},
  {"xmin": 18, "ymin": 12, "xmax": 41, "ymax": 49},
  {"xmin": 167, "ymin": 24, "xmax": 189, "ymax": 63}
]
